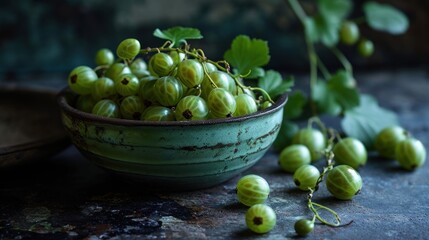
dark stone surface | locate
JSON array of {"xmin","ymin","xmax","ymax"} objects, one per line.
[{"xmin": 1, "ymin": 69, "xmax": 429, "ymax": 239}]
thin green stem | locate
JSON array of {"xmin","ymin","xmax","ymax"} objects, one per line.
[
  {"xmin": 307, "ymin": 38, "xmax": 318, "ymax": 93},
  {"xmin": 311, "ymin": 214, "xmax": 317, "ymax": 223},
  {"xmin": 331, "ymin": 46, "xmax": 353, "ymax": 74},
  {"xmin": 161, "ymin": 41, "xmax": 172, "ymax": 49},
  {"xmin": 250, "ymin": 87, "xmax": 274, "ymax": 103},
  {"xmin": 307, "ymin": 116, "xmax": 328, "ymax": 138},
  {"xmin": 93, "ymin": 65, "xmax": 109, "ymax": 72},
  {"xmin": 310, "ymin": 202, "xmax": 341, "ymax": 226},
  {"xmin": 317, "ymin": 55, "xmax": 331, "ymax": 80},
  {"xmin": 288, "ymin": 0, "xmax": 318, "ymax": 115},
  {"xmin": 304, "ymin": 129, "xmax": 348, "ymax": 227},
  {"xmin": 202, "ymin": 61, "xmax": 218, "ymax": 89},
  {"xmin": 288, "ymin": 0, "xmax": 307, "ymax": 23},
  {"xmin": 232, "ymin": 75, "xmax": 274, "ymax": 103}
]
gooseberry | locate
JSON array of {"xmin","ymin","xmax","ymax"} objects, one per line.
[
  {"xmin": 339, "ymin": 21, "xmax": 360, "ymax": 45},
  {"xmin": 326, "ymin": 165, "xmax": 362, "ymax": 200},
  {"xmin": 294, "ymin": 218, "xmax": 314, "ymax": 236},
  {"xmin": 236, "ymin": 174, "xmax": 270, "ymax": 207},
  {"xmin": 278, "ymin": 144, "xmax": 311, "ymax": 173},
  {"xmin": 358, "ymin": 39, "xmax": 374, "ymax": 57},
  {"xmin": 395, "ymin": 138, "xmax": 426, "ymax": 170},
  {"xmin": 375, "ymin": 126, "xmax": 408, "ymax": 159},
  {"xmin": 245, "ymin": 204, "xmax": 276, "ymax": 234},
  {"xmin": 292, "ymin": 128, "xmax": 326, "ymax": 162},
  {"xmin": 293, "ymin": 165, "xmax": 320, "ymax": 191},
  {"xmin": 333, "ymin": 138, "xmax": 367, "ymax": 170}
]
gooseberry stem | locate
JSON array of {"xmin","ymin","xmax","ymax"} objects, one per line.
[
  {"xmin": 317, "ymin": 55, "xmax": 331, "ymax": 80},
  {"xmin": 308, "ymin": 197, "xmax": 341, "ymax": 227},
  {"xmin": 331, "ymin": 46, "xmax": 353, "ymax": 74},
  {"xmin": 304, "ymin": 128, "xmax": 352, "ymax": 228},
  {"xmin": 201, "ymin": 60, "xmax": 219, "ymax": 89},
  {"xmin": 93, "ymin": 65, "xmax": 109, "ymax": 72},
  {"xmin": 287, "ymin": 0, "xmax": 319, "ymax": 116},
  {"xmin": 307, "ymin": 116, "xmax": 328, "ymax": 139}
]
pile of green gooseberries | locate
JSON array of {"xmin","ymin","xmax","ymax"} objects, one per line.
[
  {"xmin": 67, "ymin": 38, "xmax": 272, "ymax": 121},
  {"xmin": 278, "ymin": 127, "xmax": 364, "ymax": 236},
  {"xmin": 278, "ymin": 127, "xmax": 367, "ymax": 199},
  {"xmin": 236, "ymin": 124, "xmax": 426, "ymax": 236},
  {"xmin": 339, "ymin": 21, "xmax": 374, "ymax": 57}
]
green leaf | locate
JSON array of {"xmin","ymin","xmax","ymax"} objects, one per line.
[
  {"xmin": 318, "ymin": 0, "xmax": 353, "ymax": 22},
  {"xmin": 153, "ymin": 27, "xmax": 203, "ymax": 47},
  {"xmin": 304, "ymin": 17, "xmax": 319, "ymax": 43},
  {"xmin": 272, "ymin": 120, "xmax": 299, "ymax": 152},
  {"xmin": 304, "ymin": 0, "xmax": 351, "ymax": 46},
  {"xmin": 283, "ymin": 90, "xmax": 307, "ymax": 120},
  {"xmin": 316, "ymin": 15, "xmax": 341, "ymax": 47},
  {"xmin": 341, "ymin": 94, "xmax": 398, "ymax": 148},
  {"xmin": 363, "ymin": 2, "xmax": 409, "ymax": 34},
  {"xmin": 224, "ymin": 35, "xmax": 270, "ymax": 76},
  {"xmin": 312, "ymin": 71, "xmax": 359, "ymax": 115},
  {"xmin": 258, "ymin": 70, "xmax": 294, "ymax": 99},
  {"xmin": 312, "ymin": 81, "xmax": 341, "ymax": 115},
  {"xmin": 306, "ymin": 15, "xmax": 341, "ymax": 47},
  {"xmin": 328, "ymin": 70, "xmax": 356, "ymax": 88},
  {"xmin": 327, "ymin": 71, "xmax": 360, "ymax": 110},
  {"xmin": 246, "ymin": 67, "xmax": 265, "ymax": 79}
]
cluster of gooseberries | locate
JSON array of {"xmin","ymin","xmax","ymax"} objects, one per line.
[
  {"xmin": 276, "ymin": 119, "xmax": 426, "ymax": 236},
  {"xmin": 67, "ymin": 38, "xmax": 273, "ymax": 121},
  {"xmin": 339, "ymin": 21, "xmax": 374, "ymax": 57},
  {"xmin": 375, "ymin": 126, "xmax": 426, "ymax": 170},
  {"xmin": 277, "ymin": 122, "xmax": 362, "ymax": 236},
  {"xmin": 237, "ymin": 117, "xmax": 426, "ymax": 237}
]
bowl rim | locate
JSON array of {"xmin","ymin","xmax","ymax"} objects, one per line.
[{"xmin": 57, "ymin": 87, "xmax": 288, "ymax": 127}]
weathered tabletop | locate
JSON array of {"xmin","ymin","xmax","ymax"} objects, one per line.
[{"xmin": 1, "ymin": 69, "xmax": 429, "ymax": 239}]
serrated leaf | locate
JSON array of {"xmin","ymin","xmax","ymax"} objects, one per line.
[
  {"xmin": 283, "ymin": 90, "xmax": 307, "ymax": 120},
  {"xmin": 318, "ymin": 0, "xmax": 353, "ymax": 22},
  {"xmin": 258, "ymin": 70, "xmax": 294, "ymax": 99},
  {"xmin": 224, "ymin": 35, "xmax": 270, "ymax": 75},
  {"xmin": 272, "ymin": 120, "xmax": 299, "ymax": 152},
  {"xmin": 363, "ymin": 2, "xmax": 409, "ymax": 34},
  {"xmin": 341, "ymin": 94, "xmax": 398, "ymax": 148},
  {"xmin": 153, "ymin": 27, "xmax": 203, "ymax": 47}
]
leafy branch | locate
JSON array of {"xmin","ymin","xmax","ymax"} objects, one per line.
[
  {"xmin": 280, "ymin": 0, "xmax": 409, "ymax": 235},
  {"xmin": 275, "ymin": 0, "xmax": 408, "ymax": 150}
]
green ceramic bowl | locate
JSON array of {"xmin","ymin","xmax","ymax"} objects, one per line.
[{"xmin": 57, "ymin": 89, "xmax": 287, "ymax": 190}]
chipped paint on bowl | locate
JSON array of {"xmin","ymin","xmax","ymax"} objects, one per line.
[{"xmin": 57, "ymin": 89, "xmax": 287, "ymax": 190}]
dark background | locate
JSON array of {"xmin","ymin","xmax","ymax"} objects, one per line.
[{"xmin": 1, "ymin": 0, "xmax": 428, "ymax": 84}]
